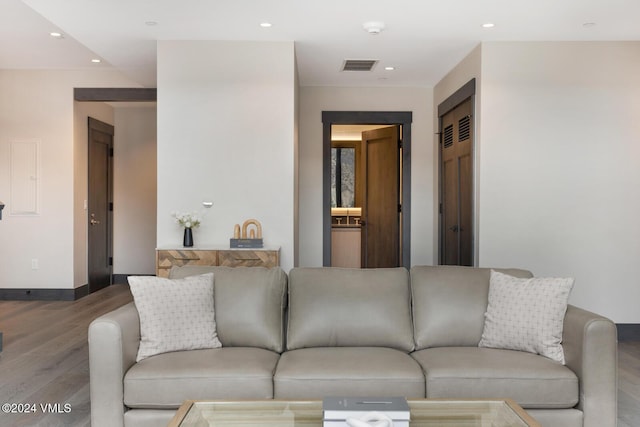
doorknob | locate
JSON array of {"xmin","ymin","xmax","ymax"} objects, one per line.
[
  {"xmin": 449, "ymin": 225, "xmax": 459, "ymax": 232},
  {"xmin": 90, "ymin": 213, "xmax": 101, "ymax": 225}
]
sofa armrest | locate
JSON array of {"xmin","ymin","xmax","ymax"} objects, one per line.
[
  {"xmin": 562, "ymin": 304, "xmax": 617, "ymax": 427},
  {"xmin": 88, "ymin": 302, "xmax": 140, "ymax": 427}
]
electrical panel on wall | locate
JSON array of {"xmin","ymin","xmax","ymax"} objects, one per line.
[{"xmin": 10, "ymin": 140, "xmax": 40, "ymax": 215}]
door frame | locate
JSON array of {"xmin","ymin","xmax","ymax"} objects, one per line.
[
  {"xmin": 322, "ymin": 111, "xmax": 412, "ymax": 268},
  {"xmin": 437, "ymin": 79, "xmax": 476, "ymax": 266},
  {"xmin": 75, "ymin": 88, "xmax": 156, "ymax": 289}
]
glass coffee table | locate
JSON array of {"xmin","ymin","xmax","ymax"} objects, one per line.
[{"xmin": 168, "ymin": 399, "xmax": 542, "ymax": 426}]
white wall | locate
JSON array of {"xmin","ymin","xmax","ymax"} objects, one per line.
[
  {"xmin": 0, "ymin": 69, "xmax": 137, "ymax": 290},
  {"xmin": 298, "ymin": 86, "xmax": 434, "ymax": 267},
  {"xmin": 434, "ymin": 45, "xmax": 482, "ymax": 105},
  {"xmin": 113, "ymin": 105, "xmax": 157, "ymax": 275},
  {"xmin": 293, "ymin": 60, "xmax": 300, "ymax": 267},
  {"xmin": 477, "ymin": 42, "xmax": 640, "ymax": 322},
  {"xmin": 156, "ymin": 41, "xmax": 297, "ymax": 271}
]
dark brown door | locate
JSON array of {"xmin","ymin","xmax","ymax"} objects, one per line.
[
  {"xmin": 88, "ymin": 117, "xmax": 114, "ymax": 293},
  {"xmin": 361, "ymin": 125, "xmax": 401, "ymax": 268},
  {"xmin": 440, "ymin": 98, "xmax": 473, "ymax": 266}
]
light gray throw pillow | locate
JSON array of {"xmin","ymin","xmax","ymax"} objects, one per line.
[
  {"xmin": 479, "ymin": 270, "xmax": 574, "ymax": 364},
  {"xmin": 128, "ymin": 273, "xmax": 221, "ymax": 362}
]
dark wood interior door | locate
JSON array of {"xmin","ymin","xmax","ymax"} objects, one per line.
[
  {"xmin": 88, "ymin": 117, "xmax": 113, "ymax": 293},
  {"xmin": 361, "ymin": 125, "xmax": 401, "ymax": 268},
  {"xmin": 440, "ymin": 98, "xmax": 473, "ymax": 266}
]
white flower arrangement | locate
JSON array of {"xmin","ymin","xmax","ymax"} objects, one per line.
[{"xmin": 172, "ymin": 211, "xmax": 202, "ymax": 229}]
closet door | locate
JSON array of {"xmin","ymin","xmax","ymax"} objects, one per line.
[{"xmin": 440, "ymin": 98, "xmax": 473, "ymax": 266}]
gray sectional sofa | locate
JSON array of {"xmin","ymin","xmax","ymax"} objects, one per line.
[{"xmin": 88, "ymin": 265, "xmax": 617, "ymax": 427}]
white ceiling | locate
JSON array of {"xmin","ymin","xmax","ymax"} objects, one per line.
[{"xmin": 3, "ymin": 0, "xmax": 640, "ymax": 88}]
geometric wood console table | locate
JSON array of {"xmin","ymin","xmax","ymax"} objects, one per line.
[{"xmin": 156, "ymin": 246, "xmax": 280, "ymax": 278}]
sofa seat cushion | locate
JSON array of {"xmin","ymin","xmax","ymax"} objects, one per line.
[
  {"xmin": 274, "ymin": 347, "xmax": 425, "ymax": 398},
  {"xmin": 124, "ymin": 347, "xmax": 279, "ymax": 409},
  {"xmin": 412, "ymin": 347, "xmax": 578, "ymax": 409}
]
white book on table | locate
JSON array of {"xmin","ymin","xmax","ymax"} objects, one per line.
[
  {"xmin": 323, "ymin": 421, "xmax": 409, "ymax": 427},
  {"xmin": 322, "ymin": 397, "xmax": 410, "ymax": 422}
]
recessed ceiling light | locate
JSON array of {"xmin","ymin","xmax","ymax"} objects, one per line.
[
  {"xmin": 260, "ymin": 22, "xmax": 272, "ymax": 28},
  {"xmin": 50, "ymin": 32, "xmax": 63, "ymax": 38},
  {"xmin": 583, "ymin": 22, "xmax": 596, "ymax": 28},
  {"xmin": 385, "ymin": 66, "xmax": 395, "ymax": 71},
  {"xmin": 482, "ymin": 23, "xmax": 495, "ymax": 28},
  {"xmin": 91, "ymin": 59, "xmax": 101, "ymax": 63},
  {"xmin": 145, "ymin": 21, "xmax": 158, "ymax": 26}
]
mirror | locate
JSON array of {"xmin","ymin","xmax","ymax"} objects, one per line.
[{"xmin": 331, "ymin": 143, "xmax": 357, "ymax": 207}]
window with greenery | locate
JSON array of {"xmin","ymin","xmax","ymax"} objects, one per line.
[{"xmin": 331, "ymin": 147, "xmax": 356, "ymax": 207}]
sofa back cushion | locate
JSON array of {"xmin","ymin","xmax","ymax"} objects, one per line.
[
  {"xmin": 410, "ymin": 265, "xmax": 532, "ymax": 350},
  {"xmin": 169, "ymin": 265, "xmax": 287, "ymax": 353},
  {"xmin": 286, "ymin": 267, "xmax": 414, "ymax": 352}
]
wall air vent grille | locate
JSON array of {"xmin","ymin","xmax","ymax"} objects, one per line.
[
  {"xmin": 459, "ymin": 115, "xmax": 471, "ymax": 141},
  {"xmin": 341, "ymin": 60, "xmax": 378, "ymax": 71},
  {"xmin": 443, "ymin": 124, "xmax": 454, "ymax": 148}
]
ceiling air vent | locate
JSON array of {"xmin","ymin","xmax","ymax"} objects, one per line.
[{"xmin": 341, "ymin": 59, "xmax": 378, "ymax": 72}]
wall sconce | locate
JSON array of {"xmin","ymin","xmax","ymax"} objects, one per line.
[{"xmin": 0, "ymin": 201, "xmax": 4, "ymax": 220}]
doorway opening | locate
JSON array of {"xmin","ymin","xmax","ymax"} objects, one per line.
[
  {"xmin": 322, "ymin": 111, "xmax": 412, "ymax": 268},
  {"xmin": 75, "ymin": 88, "xmax": 157, "ymax": 293}
]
